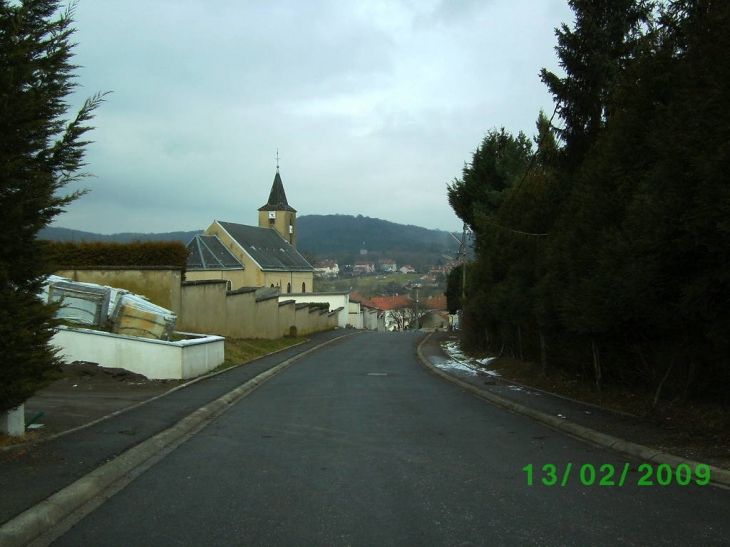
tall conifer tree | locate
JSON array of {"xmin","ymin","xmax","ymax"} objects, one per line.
[{"xmin": 0, "ymin": 0, "xmax": 104, "ymax": 412}]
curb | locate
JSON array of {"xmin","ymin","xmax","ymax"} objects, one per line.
[
  {"xmin": 1, "ymin": 337, "xmax": 317, "ymax": 453},
  {"xmin": 415, "ymin": 332, "xmax": 730, "ymax": 489},
  {"xmin": 0, "ymin": 334, "xmax": 353, "ymax": 547}
]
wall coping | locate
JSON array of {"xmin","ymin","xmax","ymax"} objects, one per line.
[
  {"xmin": 228, "ymin": 287, "xmax": 258, "ymax": 296},
  {"xmin": 285, "ymin": 290, "xmax": 350, "ymax": 297},
  {"xmin": 56, "ymin": 325, "xmax": 224, "ymax": 347},
  {"xmin": 182, "ymin": 279, "xmax": 229, "ymax": 287}
]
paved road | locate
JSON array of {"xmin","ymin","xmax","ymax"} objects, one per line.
[{"xmin": 45, "ymin": 332, "xmax": 729, "ymax": 546}]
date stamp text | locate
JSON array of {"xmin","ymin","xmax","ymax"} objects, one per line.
[{"xmin": 522, "ymin": 463, "xmax": 711, "ymax": 486}]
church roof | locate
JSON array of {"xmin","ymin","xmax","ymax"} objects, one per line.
[
  {"xmin": 217, "ymin": 221, "xmax": 313, "ymax": 272},
  {"xmin": 186, "ymin": 235, "xmax": 244, "ymax": 270},
  {"xmin": 258, "ymin": 170, "xmax": 296, "ymax": 212}
]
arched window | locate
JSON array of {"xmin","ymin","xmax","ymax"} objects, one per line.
[
  {"xmin": 302, "ymin": 282, "xmax": 306, "ymax": 293},
  {"xmin": 271, "ymin": 284, "xmax": 275, "ymax": 288},
  {"xmin": 287, "ymin": 283, "xmax": 291, "ymax": 293}
]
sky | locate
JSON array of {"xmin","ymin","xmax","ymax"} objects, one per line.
[{"xmin": 54, "ymin": 0, "xmax": 574, "ymax": 235}]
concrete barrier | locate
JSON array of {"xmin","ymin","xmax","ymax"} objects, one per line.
[{"xmin": 52, "ymin": 327, "xmax": 225, "ymax": 380}]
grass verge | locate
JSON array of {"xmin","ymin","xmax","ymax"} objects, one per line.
[{"xmin": 217, "ymin": 336, "xmax": 308, "ymax": 372}]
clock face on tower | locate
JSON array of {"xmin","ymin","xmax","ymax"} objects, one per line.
[{"xmin": 268, "ymin": 211, "xmax": 276, "ymax": 219}]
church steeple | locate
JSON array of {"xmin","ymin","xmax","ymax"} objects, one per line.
[
  {"xmin": 258, "ymin": 153, "xmax": 297, "ymax": 248},
  {"xmin": 259, "ymin": 170, "xmax": 296, "ymax": 213}
]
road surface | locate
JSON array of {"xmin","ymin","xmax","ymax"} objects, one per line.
[{"xmin": 44, "ymin": 332, "xmax": 729, "ymax": 546}]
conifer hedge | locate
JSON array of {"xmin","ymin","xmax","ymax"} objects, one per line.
[{"xmin": 42, "ymin": 240, "xmax": 190, "ymax": 273}]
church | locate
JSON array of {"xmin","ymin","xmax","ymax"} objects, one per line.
[{"xmin": 185, "ymin": 167, "xmax": 314, "ymax": 293}]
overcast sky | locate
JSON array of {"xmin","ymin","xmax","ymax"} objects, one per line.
[{"xmin": 54, "ymin": 0, "xmax": 573, "ymax": 235}]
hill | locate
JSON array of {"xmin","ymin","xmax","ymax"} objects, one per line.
[
  {"xmin": 42, "ymin": 216, "xmax": 459, "ymax": 252},
  {"xmin": 297, "ymin": 214, "xmax": 458, "ymax": 255},
  {"xmin": 38, "ymin": 227, "xmax": 201, "ymax": 244}
]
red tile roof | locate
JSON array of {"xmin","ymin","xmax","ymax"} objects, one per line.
[
  {"xmin": 350, "ymin": 292, "xmax": 379, "ymax": 309},
  {"xmin": 371, "ymin": 295, "xmax": 414, "ymax": 310}
]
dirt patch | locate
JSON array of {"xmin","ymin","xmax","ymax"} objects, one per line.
[
  {"xmin": 49, "ymin": 361, "xmax": 188, "ymax": 394},
  {"xmin": 9, "ymin": 362, "xmax": 189, "ymax": 442}
]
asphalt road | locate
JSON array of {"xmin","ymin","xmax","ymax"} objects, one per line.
[{"xmin": 46, "ymin": 332, "xmax": 729, "ymax": 547}]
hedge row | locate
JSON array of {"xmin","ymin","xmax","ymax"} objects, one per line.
[
  {"xmin": 307, "ymin": 302, "xmax": 330, "ymax": 311},
  {"xmin": 41, "ymin": 240, "xmax": 190, "ymax": 273}
]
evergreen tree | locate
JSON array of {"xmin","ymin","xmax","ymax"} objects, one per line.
[
  {"xmin": 0, "ymin": 0, "xmax": 105, "ymax": 412},
  {"xmin": 540, "ymin": 0, "xmax": 654, "ymax": 171},
  {"xmin": 447, "ymin": 128, "xmax": 533, "ymax": 242},
  {"xmin": 444, "ymin": 265, "xmax": 463, "ymax": 315},
  {"xmin": 446, "ymin": 128, "xmax": 534, "ymax": 351}
]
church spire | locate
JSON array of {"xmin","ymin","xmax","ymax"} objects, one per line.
[
  {"xmin": 259, "ymin": 152, "xmax": 296, "ymax": 213},
  {"xmin": 258, "ymin": 152, "xmax": 298, "ymax": 248}
]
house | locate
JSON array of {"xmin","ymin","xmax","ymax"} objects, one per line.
[
  {"xmin": 378, "ymin": 258, "xmax": 397, "ymax": 273},
  {"xmin": 353, "ymin": 261, "xmax": 375, "ymax": 275},
  {"xmin": 429, "ymin": 264, "xmax": 446, "ymax": 275},
  {"xmin": 349, "ymin": 292, "xmax": 383, "ymax": 330},
  {"xmin": 371, "ymin": 295, "xmax": 415, "ymax": 331},
  {"xmin": 419, "ymin": 309, "xmax": 450, "ymax": 330},
  {"xmin": 186, "ymin": 167, "xmax": 314, "ymax": 293},
  {"xmin": 314, "ymin": 259, "xmax": 340, "ymax": 278},
  {"xmin": 420, "ymin": 294, "xmax": 450, "ymax": 329},
  {"xmin": 399, "ymin": 265, "xmax": 416, "ymax": 274}
]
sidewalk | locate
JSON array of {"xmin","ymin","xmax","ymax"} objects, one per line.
[
  {"xmin": 418, "ymin": 330, "xmax": 730, "ymax": 483},
  {"xmin": 0, "ymin": 329, "xmax": 354, "ymax": 528}
]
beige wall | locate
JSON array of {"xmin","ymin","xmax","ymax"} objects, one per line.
[
  {"xmin": 56, "ymin": 268, "xmax": 182, "ymax": 314},
  {"xmin": 294, "ymin": 305, "xmax": 310, "ymax": 334},
  {"xmin": 185, "ymin": 269, "xmax": 247, "ymax": 292},
  {"xmin": 57, "ymin": 269, "xmax": 337, "ymax": 341},
  {"xmin": 252, "ymin": 296, "xmax": 281, "ymax": 339},
  {"xmin": 263, "ymin": 271, "xmax": 313, "ymax": 294},
  {"xmin": 178, "ymin": 280, "xmax": 229, "ymax": 335},
  {"xmin": 225, "ymin": 289, "xmax": 257, "ymax": 337},
  {"xmin": 179, "ymin": 282, "xmax": 335, "ymax": 339},
  {"xmin": 278, "ymin": 300, "xmax": 297, "ymax": 336}
]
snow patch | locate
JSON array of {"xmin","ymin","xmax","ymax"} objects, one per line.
[
  {"xmin": 439, "ymin": 341, "xmax": 501, "ymax": 377},
  {"xmin": 435, "ymin": 360, "xmax": 480, "ymax": 376}
]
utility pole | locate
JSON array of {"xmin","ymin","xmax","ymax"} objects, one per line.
[
  {"xmin": 460, "ymin": 223, "xmax": 467, "ymax": 302},
  {"xmin": 415, "ymin": 287, "xmax": 419, "ymax": 330},
  {"xmin": 449, "ymin": 223, "xmax": 469, "ymax": 330}
]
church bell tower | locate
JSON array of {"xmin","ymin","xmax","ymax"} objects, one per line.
[{"xmin": 258, "ymin": 152, "xmax": 297, "ymax": 248}]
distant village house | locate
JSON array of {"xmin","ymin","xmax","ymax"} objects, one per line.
[
  {"xmin": 314, "ymin": 259, "xmax": 340, "ymax": 278},
  {"xmin": 378, "ymin": 258, "xmax": 397, "ymax": 273},
  {"xmin": 353, "ymin": 261, "xmax": 376, "ymax": 275}
]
